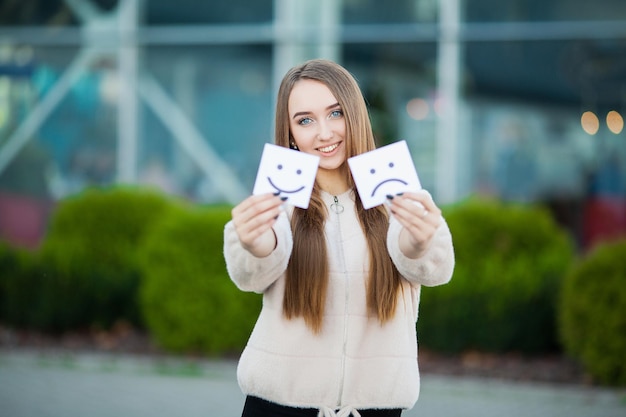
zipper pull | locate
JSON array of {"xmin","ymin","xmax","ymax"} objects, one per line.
[{"xmin": 331, "ymin": 195, "xmax": 344, "ymax": 214}]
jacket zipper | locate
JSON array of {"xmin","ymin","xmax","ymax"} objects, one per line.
[{"xmin": 333, "ymin": 194, "xmax": 349, "ymax": 408}]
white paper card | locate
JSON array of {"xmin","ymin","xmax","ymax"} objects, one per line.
[
  {"xmin": 252, "ymin": 143, "xmax": 320, "ymax": 209},
  {"xmin": 348, "ymin": 140, "xmax": 421, "ymax": 209}
]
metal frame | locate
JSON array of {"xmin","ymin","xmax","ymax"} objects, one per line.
[
  {"xmin": 0, "ymin": 0, "xmax": 249, "ymax": 204},
  {"xmin": 1, "ymin": 0, "xmax": 625, "ymax": 203}
]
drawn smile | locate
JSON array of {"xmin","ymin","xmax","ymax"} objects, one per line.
[
  {"xmin": 268, "ymin": 177, "xmax": 306, "ymax": 194},
  {"xmin": 371, "ymin": 178, "xmax": 408, "ymax": 197}
]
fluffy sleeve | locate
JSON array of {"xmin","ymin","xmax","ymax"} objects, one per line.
[
  {"xmin": 387, "ymin": 214, "xmax": 455, "ymax": 287},
  {"xmin": 223, "ymin": 211, "xmax": 293, "ymax": 293}
]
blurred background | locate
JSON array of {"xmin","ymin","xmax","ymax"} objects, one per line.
[
  {"xmin": 1, "ymin": 2, "xmax": 626, "ymax": 407},
  {"xmin": 0, "ymin": 0, "xmax": 624, "ymax": 251}
]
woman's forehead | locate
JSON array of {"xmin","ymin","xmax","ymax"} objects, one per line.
[{"xmin": 288, "ymin": 79, "xmax": 339, "ymax": 114}]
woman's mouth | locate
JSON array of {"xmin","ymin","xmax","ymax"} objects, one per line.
[{"xmin": 317, "ymin": 142, "xmax": 340, "ymax": 154}]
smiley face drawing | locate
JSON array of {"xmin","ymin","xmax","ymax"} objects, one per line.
[
  {"xmin": 267, "ymin": 164, "xmax": 306, "ymax": 195},
  {"xmin": 252, "ymin": 143, "xmax": 320, "ymax": 209},
  {"xmin": 348, "ymin": 140, "xmax": 421, "ymax": 209}
]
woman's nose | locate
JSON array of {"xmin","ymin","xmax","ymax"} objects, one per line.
[{"xmin": 318, "ymin": 121, "xmax": 332, "ymax": 140}]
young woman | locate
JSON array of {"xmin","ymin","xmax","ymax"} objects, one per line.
[{"xmin": 224, "ymin": 59, "xmax": 455, "ymax": 417}]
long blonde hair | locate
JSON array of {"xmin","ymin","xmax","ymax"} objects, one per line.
[{"xmin": 275, "ymin": 59, "xmax": 401, "ymax": 333}]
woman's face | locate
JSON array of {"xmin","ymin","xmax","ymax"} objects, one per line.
[{"xmin": 288, "ymin": 79, "xmax": 347, "ymax": 172}]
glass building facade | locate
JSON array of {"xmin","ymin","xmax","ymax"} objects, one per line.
[{"xmin": 0, "ymin": 0, "xmax": 625, "ymax": 248}]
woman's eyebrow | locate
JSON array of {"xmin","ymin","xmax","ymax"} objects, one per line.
[
  {"xmin": 292, "ymin": 110, "xmax": 311, "ymax": 120},
  {"xmin": 292, "ymin": 103, "xmax": 340, "ymax": 120}
]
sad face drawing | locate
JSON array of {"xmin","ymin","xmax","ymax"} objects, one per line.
[
  {"xmin": 348, "ymin": 140, "xmax": 421, "ymax": 209},
  {"xmin": 253, "ymin": 143, "xmax": 320, "ymax": 209},
  {"xmin": 368, "ymin": 161, "xmax": 409, "ymax": 198}
]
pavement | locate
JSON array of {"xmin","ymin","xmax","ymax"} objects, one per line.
[{"xmin": 1, "ymin": 348, "xmax": 624, "ymax": 417}]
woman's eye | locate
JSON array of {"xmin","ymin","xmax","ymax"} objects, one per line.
[
  {"xmin": 298, "ymin": 117, "xmax": 313, "ymax": 126},
  {"xmin": 330, "ymin": 109, "xmax": 343, "ymax": 118}
]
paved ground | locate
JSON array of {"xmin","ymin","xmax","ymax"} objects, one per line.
[{"xmin": 1, "ymin": 349, "xmax": 624, "ymax": 417}]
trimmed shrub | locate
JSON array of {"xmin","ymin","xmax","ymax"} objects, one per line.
[
  {"xmin": 0, "ymin": 241, "xmax": 64, "ymax": 329},
  {"xmin": 1, "ymin": 250, "xmax": 73, "ymax": 331},
  {"xmin": 0, "ymin": 242, "xmax": 24, "ymax": 323},
  {"xmin": 418, "ymin": 197, "xmax": 574, "ymax": 354},
  {"xmin": 139, "ymin": 204, "xmax": 261, "ymax": 355},
  {"xmin": 559, "ymin": 239, "xmax": 626, "ymax": 386},
  {"xmin": 31, "ymin": 186, "xmax": 173, "ymax": 332},
  {"xmin": 0, "ymin": 242, "xmax": 68, "ymax": 330}
]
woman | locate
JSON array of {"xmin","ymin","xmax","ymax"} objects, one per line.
[{"xmin": 224, "ymin": 59, "xmax": 454, "ymax": 417}]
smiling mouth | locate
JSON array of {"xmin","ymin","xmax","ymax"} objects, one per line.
[
  {"xmin": 267, "ymin": 177, "xmax": 305, "ymax": 194},
  {"xmin": 317, "ymin": 142, "xmax": 340, "ymax": 153},
  {"xmin": 371, "ymin": 178, "xmax": 408, "ymax": 197}
]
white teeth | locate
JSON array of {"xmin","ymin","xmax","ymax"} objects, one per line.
[{"xmin": 318, "ymin": 143, "xmax": 339, "ymax": 153}]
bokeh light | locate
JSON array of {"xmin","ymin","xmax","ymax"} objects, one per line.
[
  {"xmin": 581, "ymin": 111, "xmax": 600, "ymax": 135},
  {"xmin": 406, "ymin": 98, "xmax": 429, "ymax": 120},
  {"xmin": 606, "ymin": 110, "xmax": 624, "ymax": 134}
]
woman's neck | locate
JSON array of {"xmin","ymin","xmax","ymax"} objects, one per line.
[{"xmin": 316, "ymin": 165, "xmax": 350, "ymax": 196}]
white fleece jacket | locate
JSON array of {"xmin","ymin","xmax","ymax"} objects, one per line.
[{"xmin": 223, "ymin": 189, "xmax": 454, "ymax": 413}]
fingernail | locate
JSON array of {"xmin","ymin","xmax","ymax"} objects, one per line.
[
  {"xmin": 396, "ymin": 192, "xmax": 404, "ymax": 196},
  {"xmin": 273, "ymin": 191, "xmax": 280, "ymax": 196},
  {"xmin": 386, "ymin": 194, "xmax": 394, "ymax": 200},
  {"xmin": 280, "ymin": 196, "xmax": 288, "ymax": 201}
]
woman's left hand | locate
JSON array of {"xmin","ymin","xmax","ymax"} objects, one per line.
[{"xmin": 387, "ymin": 190, "xmax": 442, "ymax": 259}]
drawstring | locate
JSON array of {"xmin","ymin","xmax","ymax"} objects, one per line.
[{"xmin": 318, "ymin": 406, "xmax": 362, "ymax": 417}]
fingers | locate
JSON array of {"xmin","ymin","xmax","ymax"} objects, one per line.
[
  {"xmin": 232, "ymin": 193, "xmax": 285, "ymax": 250},
  {"xmin": 232, "ymin": 193, "xmax": 282, "ymax": 222},
  {"xmin": 387, "ymin": 190, "xmax": 441, "ymax": 225},
  {"xmin": 387, "ymin": 190, "xmax": 441, "ymax": 256}
]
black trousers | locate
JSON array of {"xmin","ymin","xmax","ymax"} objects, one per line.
[{"xmin": 241, "ymin": 396, "xmax": 403, "ymax": 417}]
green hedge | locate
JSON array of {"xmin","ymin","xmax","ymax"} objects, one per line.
[
  {"xmin": 0, "ymin": 242, "xmax": 26, "ymax": 324},
  {"xmin": 1, "ymin": 247, "xmax": 50, "ymax": 329},
  {"xmin": 139, "ymin": 204, "xmax": 261, "ymax": 355},
  {"xmin": 418, "ymin": 198, "xmax": 574, "ymax": 354},
  {"xmin": 8, "ymin": 187, "xmax": 600, "ymax": 363},
  {"xmin": 559, "ymin": 238, "xmax": 626, "ymax": 386},
  {"xmin": 29, "ymin": 186, "xmax": 173, "ymax": 332}
]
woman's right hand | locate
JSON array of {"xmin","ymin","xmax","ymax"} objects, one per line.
[{"xmin": 231, "ymin": 193, "xmax": 284, "ymax": 257}]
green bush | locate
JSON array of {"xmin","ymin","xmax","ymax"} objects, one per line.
[
  {"xmin": 30, "ymin": 186, "xmax": 173, "ymax": 332},
  {"xmin": 0, "ymin": 242, "xmax": 64, "ymax": 329},
  {"xmin": 418, "ymin": 197, "xmax": 574, "ymax": 354},
  {"xmin": 139, "ymin": 204, "xmax": 261, "ymax": 355},
  {"xmin": 559, "ymin": 238, "xmax": 626, "ymax": 386},
  {"xmin": 0, "ymin": 242, "xmax": 24, "ymax": 323}
]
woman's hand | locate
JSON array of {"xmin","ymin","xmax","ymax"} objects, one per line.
[
  {"xmin": 387, "ymin": 190, "xmax": 442, "ymax": 259},
  {"xmin": 231, "ymin": 193, "xmax": 285, "ymax": 258}
]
